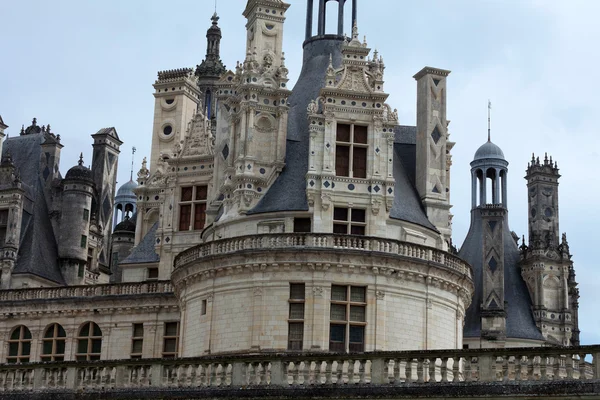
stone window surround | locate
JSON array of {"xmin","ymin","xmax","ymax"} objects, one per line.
[
  {"xmin": 178, "ymin": 185, "xmax": 208, "ymax": 232},
  {"xmin": 162, "ymin": 321, "xmax": 180, "ymax": 358},
  {"xmin": 287, "ymin": 283, "xmax": 305, "ymax": 351},
  {"xmin": 329, "ymin": 285, "xmax": 367, "ymax": 352},
  {"xmin": 131, "ymin": 323, "xmax": 144, "ymax": 359},
  {"xmin": 41, "ymin": 323, "xmax": 66, "ymax": 362},
  {"xmin": 6, "ymin": 325, "xmax": 31, "ymax": 364},
  {"xmin": 76, "ymin": 322, "xmax": 102, "ymax": 361},
  {"xmin": 335, "ymin": 123, "xmax": 368, "ymax": 179}
]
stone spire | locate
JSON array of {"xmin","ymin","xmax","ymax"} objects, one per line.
[{"xmin": 195, "ymin": 12, "xmax": 226, "ymax": 80}]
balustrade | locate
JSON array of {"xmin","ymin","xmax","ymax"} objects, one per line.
[{"xmin": 0, "ymin": 346, "xmax": 597, "ymax": 392}]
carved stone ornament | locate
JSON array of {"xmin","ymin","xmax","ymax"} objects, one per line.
[
  {"xmin": 376, "ymin": 290, "xmax": 385, "ymax": 300},
  {"xmin": 312, "ymin": 287, "xmax": 323, "ymax": 298},
  {"xmin": 253, "ymin": 287, "xmax": 263, "ymax": 296},
  {"xmin": 321, "ymin": 193, "xmax": 331, "ymax": 211},
  {"xmin": 181, "ymin": 112, "xmax": 214, "ymax": 157}
]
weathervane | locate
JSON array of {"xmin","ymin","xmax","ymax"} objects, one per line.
[
  {"xmin": 488, "ymin": 100, "xmax": 492, "ymax": 142},
  {"xmin": 130, "ymin": 147, "xmax": 137, "ymax": 181}
]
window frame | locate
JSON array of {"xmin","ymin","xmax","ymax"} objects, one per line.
[
  {"xmin": 329, "ymin": 285, "xmax": 367, "ymax": 352},
  {"xmin": 178, "ymin": 185, "xmax": 208, "ymax": 232},
  {"xmin": 287, "ymin": 283, "xmax": 305, "ymax": 351},
  {"xmin": 162, "ymin": 321, "xmax": 180, "ymax": 358},
  {"xmin": 7, "ymin": 325, "xmax": 32, "ymax": 364},
  {"xmin": 335, "ymin": 123, "xmax": 368, "ymax": 179},
  {"xmin": 76, "ymin": 322, "xmax": 103, "ymax": 361},
  {"xmin": 41, "ymin": 323, "xmax": 66, "ymax": 362},
  {"xmin": 131, "ymin": 323, "xmax": 144, "ymax": 359},
  {"xmin": 333, "ymin": 207, "xmax": 367, "ymax": 235}
]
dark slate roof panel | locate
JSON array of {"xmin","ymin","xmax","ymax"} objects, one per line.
[
  {"xmin": 394, "ymin": 125, "xmax": 417, "ymax": 145},
  {"xmin": 459, "ymin": 210, "xmax": 544, "ymax": 341},
  {"xmin": 389, "ymin": 144, "xmax": 436, "ymax": 231},
  {"xmin": 3, "ymin": 134, "xmax": 65, "ymax": 284},
  {"xmin": 249, "ymin": 38, "xmax": 346, "ymax": 215},
  {"xmin": 121, "ymin": 222, "xmax": 160, "ymax": 264}
]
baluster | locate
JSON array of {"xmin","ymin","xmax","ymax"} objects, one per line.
[
  {"xmin": 553, "ymin": 355, "xmax": 561, "ymax": 380},
  {"xmin": 392, "ymin": 358, "xmax": 400, "ymax": 384},
  {"xmin": 464, "ymin": 357, "xmax": 473, "ymax": 382},
  {"xmin": 566, "ymin": 355, "xmax": 574, "ymax": 379},
  {"xmin": 428, "ymin": 358, "xmax": 436, "ymax": 383},
  {"xmin": 405, "ymin": 359, "xmax": 414, "ymax": 383},
  {"xmin": 441, "ymin": 357, "xmax": 449, "ymax": 382},
  {"xmin": 291, "ymin": 362, "xmax": 299, "ymax": 386},
  {"xmin": 335, "ymin": 360, "xmax": 344, "ymax": 385},
  {"xmin": 302, "ymin": 361, "xmax": 310, "ymax": 386},
  {"xmin": 416, "ymin": 358, "xmax": 424, "ymax": 383},
  {"xmin": 358, "ymin": 360, "xmax": 366, "ymax": 384},
  {"xmin": 526, "ymin": 356, "xmax": 534, "ymax": 381},
  {"xmin": 314, "ymin": 360, "xmax": 322, "ymax": 385},
  {"xmin": 260, "ymin": 362, "xmax": 268, "ymax": 385},
  {"xmin": 503, "ymin": 357, "xmax": 510, "ymax": 382},
  {"xmin": 452, "ymin": 357, "xmax": 461, "ymax": 382},
  {"xmin": 515, "ymin": 356, "xmax": 522, "ymax": 381},
  {"xmin": 211, "ymin": 363, "xmax": 219, "ymax": 387},
  {"xmin": 324, "ymin": 360, "xmax": 333, "ymax": 384},
  {"xmin": 579, "ymin": 353, "xmax": 588, "ymax": 380}
]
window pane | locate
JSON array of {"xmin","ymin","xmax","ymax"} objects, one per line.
[
  {"xmin": 195, "ymin": 186, "xmax": 208, "ymax": 200},
  {"xmin": 333, "ymin": 208, "xmax": 348, "ymax": 222},
  {"xmin": 288, "ymin": 341, "xmax": 303, "ymax": 351},
  {"xmin": 350, "ymin": 225, "xmax": 365, "ymax": 235},
  {"xmin": 132, "ymin": 339, "xmax": 143, "ymax": 354},
  {"xmin": 43, "ymin": 341, "xmax": 53, "ymax": 355},
  {"xmin": 181, "ymin": 187, "xmax": 193, "ymax": 202},
  {"xmin": 331, "ymin": 285, "xmax": 347, "ymax": 301},
  {"xmin": 350, "ymin": 286, "xmax": 366, "ymax": 302},
  {"xmin": 56, "ymin": 340, "xmax": 65, "ymax": 354},
  {"xmin": 354, "ymin": 125, "xmax": 368, "ymax": 144},
  {"xmin": 8, "ymin": 343, "xmax": 18, "ymax": 356},
  {"xmin": 349, "ymin": 326, "xmax": 365, "ymax": 352},
  {"xmin": 335, "ymin": 145, "xmax": 350, "ymax": 176},
  {"xmin": 289, "ymin": 283, "xmax": 305, "ymax": 300},
  {"xmin": 57, "ymin": 325, "xmax": 66, "ymax": 337},
  {"xmin": 91, "ymin": 339, "xmax": 102, "ymax": 354},
  {"xmin": 148, "ymin": 268, "xmax": 159, "ymax": 279},
  {"xmin": 44, "ymin": 326, "xmax": 55, "ymax": 338},
  {"xmin": 133, "ymin": 324, "xmax": 144, "ymax": 338},
  {"xmin": 330, "ymin": 304, "xmax": 347, "ymax": 321},
  {"xmin": 164, "ymin": 338, "xmax": 177, "ymax": 353},
  {"xmin": 77, "ymin": 339, "xmax": 88, "ymax": 354},
  {"xmin": 353, "ymin": 147, "xmax": 367, "ymax": 178},
  {"xmin": 289, "ymin": 303, "xmax": 305, "ymax": 319},
  {"xmin": 350, "ymin": 306, "xmax": 366, "ymax": 322},
  {"xmin": 165, "ymin": 322, "xmax": 179, "ymax": 336},
  {"xmin": 336, "ymin": 124, "xmax": 351, "ymax": 142},
  {"xmin": 80, "ymin": 323, "xmax": 90, "ymax": 337},
  {"xmin": 293, "ymin": 218, "xmax": 311, "ymax": 233},
  {"xmin": 351, "ymin": 209, "xmax": 366, "ymax": 223},
  {"xmin": 179, "ymin": 205, "xmax": 191, "ymax": 231},
  {"xmin": 93, "ymin": 324, "xmax": 102, "ymax": 337},
  {"xmin": 193, "ymin": 203, "xmax": 206, "ymax": 230},
  {"xmin": 329, "ymin": 324, "xmax": 345, "ymax": 342},
  {"xmin": 333, "ymin": 224, "xmax": 348, "ymax": 234},
  {"xmin": 10, "ymin": 328, "xmax": 21, "ymax": 340},
  {"xmin": 22, "ymin": 341, "xmax": 31, "ymax": 356},
  {"xmin": 288, "ymin": 323, "xmax": 304, "ymax": 341}
]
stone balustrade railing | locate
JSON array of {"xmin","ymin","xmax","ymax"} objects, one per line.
[
  {"xmin": 0, "ymin": 281, "xmax": 174, "ymax": 302},
  {"xmin": 0, "ymin": 346, "xmax": 598, "ymax": 393},
  {"xmin": 174, "ymin": 233, "xmax": 472, "ymax": 278}
]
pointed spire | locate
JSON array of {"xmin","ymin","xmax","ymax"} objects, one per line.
[{"xmin": 78, "ymin": 153, "xmax": 84, "ymax": 166}]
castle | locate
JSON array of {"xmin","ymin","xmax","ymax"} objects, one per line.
[{"xmin": 0, "ymin": 1, "xmax": 594, "ymax": 398}]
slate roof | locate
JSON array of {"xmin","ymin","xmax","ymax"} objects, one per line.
[
  {"xmin": 120, "ymin": 222, "xmax": 160, "ymax": 264},
  {"xmin": 459, "ymin": 210, "xmax": 544, "ymax": 341},
  {"xmin": 248, "ymin": 39, "xmax": 435, "ymax": 232},
  {"xmin": 2, "ymin": 134, "xmax": 65, "ymax": 284}
]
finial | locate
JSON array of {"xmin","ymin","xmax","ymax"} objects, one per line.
[
  {"xmin": 41, "ymin": 125, "xmax": 46, "ymax": 133},
  {"xmin": 32, "ymin": 117, "xmax": 37, "ymax": 126},
  {"xmin": 46, "ymin": 124, "xmax": 51, "ymax": 133},
  {"xmin": 487, "ymin": 100, "xmax": 492, "ymax": 142},
  {"xmin": 352, "ymin": 20, "xmax": 359, "ymax": 40},
  {"xmin": 78, "ymin": 153, "xmax": 84, "ymax": 166},
  {"xmin": 20, "ymin": 125, "xmax": 24, "ymax": 134},
  {"xmin": 544, "ymin": 152, "xmax": 548, "ymax": 164},
  {"xmin": 130, "ymin": 146, "xmax": 137, "ymax": 181}
]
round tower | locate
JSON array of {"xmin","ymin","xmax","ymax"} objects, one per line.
[
  {"xmin": 113, "ymin": 179, "xmax": 137, "ymax": 229},
  {"xmin": 470, "ymin": 140, "xmax": 508, "ymax": 209},
  {"xmin": 59, "ymin": 154, "xmax": 94, "ymax": 285},
  {"xmin": 110, "ymin": 216, "xmax": 136, "ymax": 283}
]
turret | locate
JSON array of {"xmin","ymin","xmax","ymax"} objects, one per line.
[
  {"xmin": 0, "ymin": 153, "xmax": 24, "ymax": 289},
  {"xmin": 150, "ymin": 69, "xmax": 201, "ymax": 174},
  {"xmin": 59, "ymin": 155, "xmax": 94, "ymax": 285},
  {"xmin": 91, "ymin": 127, "xmax": 122, "ymax": 272},
  {"xmin": 414, "ymin": 67, "xmax": 452, "ymax": 244},
  {"xmin": 520, "ymin": 154, "xmax": 578, "ymax": 346},
  {"xmin": 110, "ymin": 216, "xmax": 136, "ymax": 283},
  {"xmin": 196, "ymin": 13, "xmax": 227, "ymax": 120}
]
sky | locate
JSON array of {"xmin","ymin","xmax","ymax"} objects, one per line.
[{"xmin": 1, "ymin": 0, "xmax": 598, "ymax": 345}]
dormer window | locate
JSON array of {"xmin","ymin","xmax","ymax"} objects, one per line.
[
  {"xmin": 335, "ymin": 123, "xmax": 367, "ymax": 178},
  {"xmin": 179, "ymin": 185, "xmax": 208, "ymax": 231}
]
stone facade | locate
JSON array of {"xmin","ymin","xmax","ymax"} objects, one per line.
[{"xmin": 0, "ymin": 2, "xmax": 588, "ymax": 397}]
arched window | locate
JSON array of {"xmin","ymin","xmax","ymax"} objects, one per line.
[
  {"xmin": 76, "ymin": 322, "xmax": 102, "ymax": 361},
  {"xmin": 7, "ymin": 325, "xmax": 32, "ymax": 363},
  {"xmin": 41, "ymin": 324, "xmax": 66, "ymax": 361}
]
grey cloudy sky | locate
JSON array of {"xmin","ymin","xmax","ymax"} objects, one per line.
[{"xmin": 1, "ymin": 0, "xmax": 598, "ymax": 345}]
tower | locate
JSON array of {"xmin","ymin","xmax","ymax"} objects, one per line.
[
  {"xmin": 196, "ymin": 13, "xmax": 227, "ymax": 120},
  {"xmin": 520, "ymin": 154, "xmax": 578, "ymax": 346},
  {"xmin": 149, "ymin": 69, "xmax": 201, "ymax": 174},
  {"xmin": 413, "ymin": 67, "xmax": 452, "ymax": 245},
  {"xmin": 91, "ymin": 127, "xmax": 122, "ymax": 270},
  {"xmin": 58, "ymin": 155, "xmax": 95, "ymax": 285},
  {"xmin": 217, "ymin": 0, "xmax": 292, "ymax": 215}
]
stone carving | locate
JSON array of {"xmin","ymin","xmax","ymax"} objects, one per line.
[
  {"xmin": 312, "ymin": 287, "xmax": 323, "ymax": 298},
  {"xmin": 376, "ymin": 290, "xmax": 385, "ymax": 300},
  {"xmin": 307, "ymin": 100, "xmax": 318, "ymax": 114}
]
